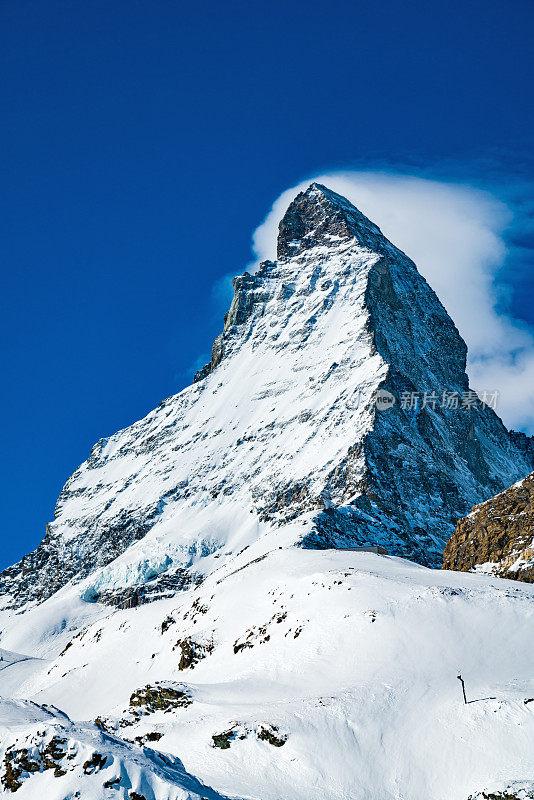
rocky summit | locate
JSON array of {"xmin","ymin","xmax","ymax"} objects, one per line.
[
  {"xmin": 443, "ymin": 471, "xmax": 534, "ymax": 582},
  {"xmin": 0, "ymin": 184, "xmax": 533, "ymax": 800}
]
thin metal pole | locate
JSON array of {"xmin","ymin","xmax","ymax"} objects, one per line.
[{"xmin": 457, "ymin": 674, "xmax": 467, "ymax": 704}]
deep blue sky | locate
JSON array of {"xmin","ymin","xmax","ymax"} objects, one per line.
[{"xmin": 1, "ymin": 0, "xmax": 533, "ymax": 570}]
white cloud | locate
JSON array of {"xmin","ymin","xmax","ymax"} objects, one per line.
[{"xmin": 248, "ymin": 171, "xmax": 534, "ymax": 434}]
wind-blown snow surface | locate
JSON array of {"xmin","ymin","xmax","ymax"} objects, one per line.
[{"xmin": 0, "ymin": 184, "xmax": 533, "ymax": 798}]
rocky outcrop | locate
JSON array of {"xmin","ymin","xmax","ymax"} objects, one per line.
[
  {"xmin": 468, "ymin": 783, "xmax": 534, "ymax": 799},
  {"xmin": 0, "ymin": 702, "xmax": 225, "ymax": 799},
  {"xmin": 509, "ymin": 430, "xmax": 534, "ymax": 460},
  {"xmin": 442, "ymin": 472, "xmax": 534, "ymax": 582},
  {"xmin": 129, "ymin": 683, "xmax": 192, "ymax": 714},
  {"xmin": 276, "ymin": 182, "xmax": 385, "ymax": 260},
  {"xmin": 194, "ymin": 263, "xmax": 274, "ymax": 382}
]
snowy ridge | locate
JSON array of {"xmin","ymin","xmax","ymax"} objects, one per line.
[{"xmin": 0, "ymin": 699, "xmax": 235, "ymax": 798}]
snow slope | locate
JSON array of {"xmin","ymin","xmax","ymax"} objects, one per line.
[{"xmin": 0, "ymin": 547, "xmax": 533, "ymax": 799}]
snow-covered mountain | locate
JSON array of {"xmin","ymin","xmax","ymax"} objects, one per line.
[
  {"xmin": 0, "ymin": 184, "xmax": 533, "ymax": 799},
  {"xmin": 1, "ymin": 183, "xmax": 531, "ymax": 610}
]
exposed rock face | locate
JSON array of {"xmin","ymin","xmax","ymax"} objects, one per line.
[
  {"xmin": 468, "ymin": 782, "xmax": 534, "ymax": 799},
  {"xmin": 442, "ymin": 472, "xmax": 534, "ymax": 582},
  {"xmin": 128, "ymin": 683, "xmax": 192, "ymax": 714},
  {"xmin": 276, "ymin": 185, "xmax": 384, "ymax": 260},
  {"xmin": 509, "ymin": 430, "xmax": 534, "ymax": 461},
  {"xmin": 194, "ymin": 268, "xmax": 273, "ymax": 382},
  {"xmin": 2, "ymin": 182, "xmax": 533, "ymax": 609},
  {"xmin": 0, "ymin": 505, "xmax": 161, "ymax": 609}
]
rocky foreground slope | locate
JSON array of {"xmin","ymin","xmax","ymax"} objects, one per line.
[
  {"xmin": 0, "ymin": 184, "xmax": 533, "ymax": 799},
  {"xmin": 443, "ymin": 472, "xmax": 534, "ymax": 582}
]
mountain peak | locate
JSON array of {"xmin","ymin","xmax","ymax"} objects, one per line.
[{"xmin": 277, "ymin": 182, "xmax": 384, "ymax": 260}]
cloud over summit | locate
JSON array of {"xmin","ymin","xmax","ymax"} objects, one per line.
[{"xmin": 249, "ymin": 171, "xmax": 534, "ymax": 433}]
